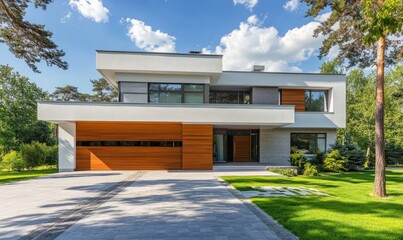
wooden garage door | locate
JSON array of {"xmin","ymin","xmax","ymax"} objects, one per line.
[{"xmin": 76, "ymin": 122, "xmax": 182, "ymax": 170}]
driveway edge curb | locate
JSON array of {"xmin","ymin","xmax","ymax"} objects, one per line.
[{"xmin": 216, "ymin": 177, "xmax": 299, "ymax": 240}]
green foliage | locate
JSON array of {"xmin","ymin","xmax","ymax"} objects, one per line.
[
  {"xmin": 338, "ymin": 65, "xmax": 403, "ymax": 168},
  {"xmin": 1, "ymin": 150, "xmax": 25, "ymax": 171},
  {"xmin": 311, "ymin": 151, "xmax": 326, "ymax": 165},
  {"xmin": 0, "ymin": 0, "xmax": 68, "ymax": 73},
  {"xmin": 20, "ymin": 141, "xmax": 47, "ymax": 169},
  {"xmin": 51, "ymin": 85, "xmax": 91, "ymax": 101},
  {"xmin": 90, "ymin": 78, "xmax": 118, "ymax": 102},
  {"xmin": 44, "ymin": 145, "xmax": 58, "ymax": 165},
  {"xmin": 52, "ymin": 78, "xmax": 118, "ymax": 102},
  {"xmin": 320, "ymin": 60, "xmax": 343, "ymax": 74},
  {"xmin": 0, "ymin": 65, "xmax": 56, "ymax": 152},
  {"xmin": 303, "ymin": 163, "xmax": 319, "ymax": 176},
  {"xmin": 323, "ymin": 150, "xmax": 348, "ymax": 173},
  {"xmin": 289, "ymin": 152, "xmax": 307, "ymax": 174},
  {"xmin": 303, "ymin": 0, "xmax": 402, "ymax": 68},
  {"xmin": 385, "ymin": 141, "xmax": 403, "ymax": 165},
  {"xmin": 331, "ymin": 138, "xmax": 366, "ymax": 171},
  {"xmin": 268, "ymin": 168, "xmax": 297, "ymax": 177}
]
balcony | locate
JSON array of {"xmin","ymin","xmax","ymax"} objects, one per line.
[{"xmin": 37, "ymin": 102, "xmax": 295, "ymax": 127}]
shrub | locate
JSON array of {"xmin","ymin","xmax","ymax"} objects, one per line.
[
  {"xmin": 330, "ymin": 139, "xmax": 365, "ymax": 170},
  {"xmin": 323, "ymin": 150, "xmax": 347, "ymax": 173},
  {"xmin": 289, "ymin": 152, "xmax": 307, "ymax": 174},
  {"xmin": 1, "ymin": 150, "xmax": 25, "ymax": 171},
  {"xmin": 385, "ymin": 141, "xmax": 403, "ymax": 165},
  {"xmin": 44, "ymin": 145, "xmax": 58, "ymax": 165},
  {"xmin": 268, "ymin": 168, "xmax": 297, "ymax": 177},
  {"xmin": 20, "ymin": 141, "xmax": 47, "ymax": 169},
  {"xmin": 303, "ymin": 163, "xmax": 318, "ymax": 176}
]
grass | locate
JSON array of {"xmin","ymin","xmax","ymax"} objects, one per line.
[
  {"xmin": 223, "ymin": 171, "xmax": 403, "ymax": 240},
  {"xmin": 0, "ymin": 169, "xmax": 57, "ymax": 184}
]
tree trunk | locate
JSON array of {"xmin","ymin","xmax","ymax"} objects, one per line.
[{"xmin": 373, "ymin": 35, "xmax": 387, "ymax": 197}]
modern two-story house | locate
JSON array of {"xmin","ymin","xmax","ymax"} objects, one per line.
[{"xmin": 38, "ymin": 50, "xmax": 346, "ymax": 171}]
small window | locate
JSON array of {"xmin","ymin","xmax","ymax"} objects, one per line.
[{"xmin": 305, "ymin": 90, "xmax": 327, "ymax": 112}]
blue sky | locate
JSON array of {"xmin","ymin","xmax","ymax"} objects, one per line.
[{"xmin": 0, "ymin": 0, "xmax": 333, "ymax": 94}]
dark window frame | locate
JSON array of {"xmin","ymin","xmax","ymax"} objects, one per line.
[
  {"xmin": 148, "ymin": 83, "xmax": 204, "ymax": 103},
  {"xmin": 305, "ymin": 90, "xmax": 328, "ymax": 112},
  {"xmin": 290, "ymin": 133, "xmax": 327, "ymax": 153},
  {"xmin": 209, "ymin": 90, "xmax": 251, "ymax": 104},
  {"xmin": 77, "ymin": 141, "xmax": 182, "ymax": 147}
]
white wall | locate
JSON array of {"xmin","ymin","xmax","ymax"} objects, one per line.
[
  {"xmin": 260, "ymin": 128, "xmax": 337, "ymax": 165},
  {"xmin": 58, "ymin": 122, "xmax": 76, "ymax": 172},
  {"xmin": 116, "ymin": 73, "xmax": 210, "ymax": 84},
  {"xmin": 38, "ymin": 102, "xmax": 295, "ymax": 127}
]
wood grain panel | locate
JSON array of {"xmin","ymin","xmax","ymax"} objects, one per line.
[
  {"xmin": 233, "ymin": 135, "xmax": 251, "ymax": 162},
  {"xmin": 182, "ymin": 124, "xmax": 213, "ymax": 170},
  {"xmin": 280, "ymin": 89, "xmax": 306, "ymax": 112},
  {"xmin": 76, "ymin": 147, "xmax": 182, "ymax": 170},
  {"xmin": 76, "ymin": 122, "xmax": 182, "ymax": 141}
]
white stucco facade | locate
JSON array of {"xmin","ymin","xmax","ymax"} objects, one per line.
[{"xmin": 58, "ymin": 122, "xmax": 76, "ymax": 171}]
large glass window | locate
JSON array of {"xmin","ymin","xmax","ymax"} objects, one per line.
[
  {"xmin": 148, "ymin": 83, "xmax": 204, "ymax": 103},
  {"xmin": 291, "ymin": 133, "xmax": 326, "ymax": 153},
  {"xmin": 209, "ymin": 90, "xmax": 251, "ymax": 104},
  {"xmin": 305, "ymin": 90, "xmax": 327, "ymax": 112}
]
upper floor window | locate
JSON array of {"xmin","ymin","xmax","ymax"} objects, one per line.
[
  {"xmin": 148, "ymin": 83, "xmax": 204, "ymax": 104},
  {"xmin": 209, "ymin": 90, "xmax": 251, "ymax": 104},
  {"xmin": 305, "ymin": 90, "xmax": 327, "ymax": 112}
]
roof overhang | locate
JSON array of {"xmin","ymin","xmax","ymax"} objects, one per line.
[{"xmin": 96, "ymin": 50, "xmax": 223, "ymax": 88}]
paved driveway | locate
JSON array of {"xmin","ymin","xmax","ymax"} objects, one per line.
[{"xmin": 0, "ymin": 170, "xmax": 295, "ymax": 240}]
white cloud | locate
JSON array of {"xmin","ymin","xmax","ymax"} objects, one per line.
[
  {"xmin": 203, "ymin": 15, "xmax": 326, "ymax": 72},
  {"xmin": 125, "ymin": 18, "xmax": 176, "ymax": 53},
  {"xmin": 314, "ymin": 12, "xmax": 332, "ymax": 22},
  {"xmin": 61, "ymin": 12, "xmax": 72, "ymax": 23},
  {"xmin": 69, "ymin": 0, "xmax": 109, "ymax": 23},
  {"xmin": 283, "ymin": 0, "xmax": 299, "ymax": 12},
  {"xmin": 233, "ymin": 0, "xmax": 258, "ymax": 10}
]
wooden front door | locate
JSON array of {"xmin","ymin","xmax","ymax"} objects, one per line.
[{"xmin": 233, "ymin": 135, "xmax": 251, "ymax": 162}]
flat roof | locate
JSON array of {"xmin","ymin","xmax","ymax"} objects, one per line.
[
  {"xmin": 96, "ymin": 50, "xmax": 223, "ymax": 58},
  {"xmin": 223, "ymin": 71, "xmax": 346, "ymax": 76}
]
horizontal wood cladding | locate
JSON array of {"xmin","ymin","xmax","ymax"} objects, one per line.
[
  {"xmin": 76, "ymin": 122, "xmax": 182, "ymax": 141},
  {"xmin": 76, "ymin": 147, "xmax": 182, "ymax": 170},
  {"xmin": 280, "ymin": 89, "xmax": 306, "ymax": 112},
  {"xmin": 182, "ymin": 124, "xmax": 213, "ymax": 170}
]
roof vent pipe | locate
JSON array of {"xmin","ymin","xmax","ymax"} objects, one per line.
[
  {"xmin": 189, "ymin": 50, "xmax": 202, "ymax": 54},
  {"xmin": 252, "ymin": 65, "xmax": 265, "ymax": 72}
]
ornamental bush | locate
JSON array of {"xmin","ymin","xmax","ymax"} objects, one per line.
[
  {"xmin": 303, "ymin": 163, "xmax": 318, "ymax": 176},
  {"xmin": 323, "ymin": 150, "xmax": 348, "ymax": 173},
  {"xmin": 330, "ymin": 139, "xmax": 365, "ymax": 171},
  {"xmin": 289, "ymin": 152, "xmax": 307, "ymax": 174},
  {"xmin": 0, "ymin": 150, "xmax": 25, "ymax": 171}
]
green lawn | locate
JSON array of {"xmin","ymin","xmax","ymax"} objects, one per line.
[
  {"xmin": 223, "ymin": 171, "xmax": 403, "ymax": 240},
  {"xmin": 0, "ymin": 169, "xmax": 57, "ymax": 184}
]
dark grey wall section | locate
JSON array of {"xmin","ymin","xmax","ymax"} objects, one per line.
[
  {"xmin": 119, "ymin": 82, "xmax": 148, "ymax": 103},
  {"xmin": 204, "ymin": 85, "xmax": 210, "ymax": 103},
  {"xmin": 252, "ymin": 87, "xmax": 279, "ymax": 104}
]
